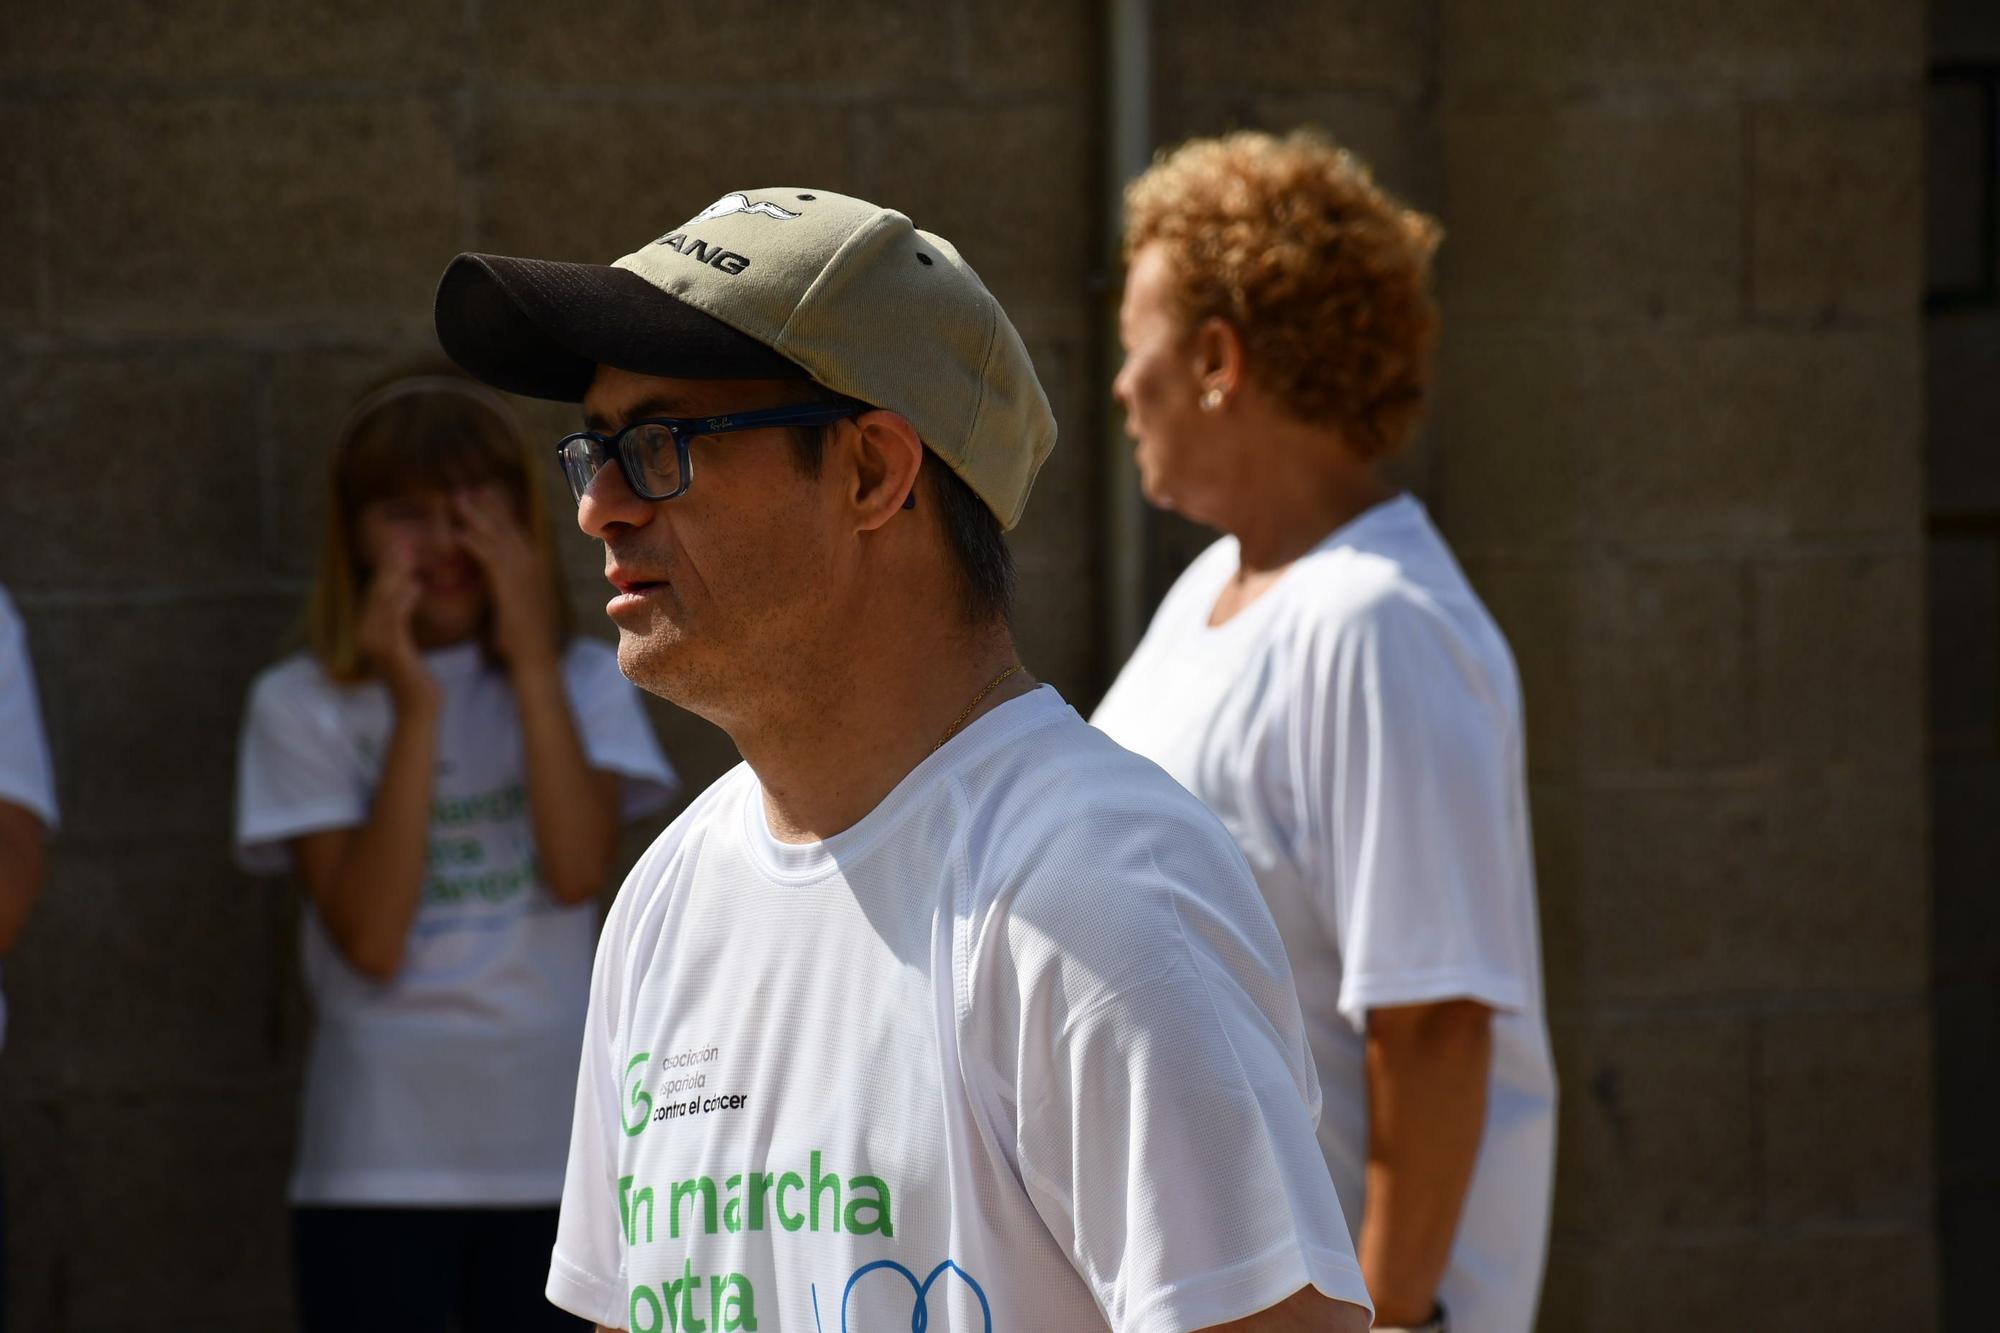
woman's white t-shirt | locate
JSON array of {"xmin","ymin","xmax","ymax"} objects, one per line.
[
  {"xmin": 1092, "ymin": 495, "xmax": 1557, "ymax": 1333},
  {"xmin": 551, "ymin": 686, "xmax": 1372, "ymax": 1333},
  {"xmin": 235, "ymin": 636, "xmax": 677, "ymax": 1206}
]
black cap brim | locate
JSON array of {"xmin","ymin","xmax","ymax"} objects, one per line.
[{"xmin": 433, "ymin": 253, "xmax": 807, "ymax": 403}]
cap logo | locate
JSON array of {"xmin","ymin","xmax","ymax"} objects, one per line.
[
  {"xmin": 691, "ymin": 192, "xmax": 802, "ymax": 224},
  {"xmin": 653, "ymin": 232, "xmax": 751, "ymax": 275}
]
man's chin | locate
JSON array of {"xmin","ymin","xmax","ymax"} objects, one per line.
[{"xmin": 614, "ymin": 628, "xmax": 692, "ymax": 701}]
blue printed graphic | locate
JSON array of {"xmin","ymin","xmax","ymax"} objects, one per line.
[{"xmin": 810, "ymin": 1258, "xmax": 991, "ymax": 1333}]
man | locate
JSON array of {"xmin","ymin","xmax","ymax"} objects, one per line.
[
  {"xmin": 432, "ymin": 189, "xmax": 1374, "ymax": 1333},
  {"xmin": 1092, "ymin": 130, "xmax": 1556, "ymax": 1333},
  {"xmin": 0, "ymin": 584, "xmax": 59, "ymax": 1333}
]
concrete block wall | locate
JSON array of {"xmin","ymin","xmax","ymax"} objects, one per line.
[
  {"xmin": 0, "ymin": 3, "xmax": 1937, "ymax": 1329},
  {"xmin": 1926, "ymin": 1, "xmax": 2000, "ymax": 1325},
  {"xmin": 1431, "ymin": 2, "xmax": 1933, "ymax": 1329}
]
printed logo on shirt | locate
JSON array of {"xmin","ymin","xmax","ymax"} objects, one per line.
[
  {"xmin": 812, "ymin": 1259, "xmax": 992, "ymax": 1333},
  {"xmin": 625, "ymin": 1045, "xmax": 738, "ymax": 1136},
  {"xmin": 411, "ymin": 782, "xmax": 540, "ymax": 915}
]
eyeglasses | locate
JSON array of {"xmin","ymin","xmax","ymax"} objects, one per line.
[{"xmin": 555, "ymin": 399, "xmax": 876, "ymax": 504}]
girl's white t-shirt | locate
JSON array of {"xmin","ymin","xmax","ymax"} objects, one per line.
[
  {"xmin": 235, "ymin": 636, "xmax": 677, "ymax": 1206},
  {"xmin": 1092, "ymin": 495, "xmax": 1557, "ymax": 1333},
  {"xmin": 550, "ymin": 686, "xmax": 1373, "ymax": 1333}
]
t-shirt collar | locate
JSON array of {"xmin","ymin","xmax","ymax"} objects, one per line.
[
  {"xmin": 740, "ymin": 684, "xmax": 1067, "ymax": 882},
  {"xmin": 420, "ymin": 639, "xmax": 487, "ymax": 679}
]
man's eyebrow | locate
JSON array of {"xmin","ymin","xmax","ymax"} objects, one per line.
[{"xmin": 583, "ymin": 395, "xmax": 690, "ymax": 433}]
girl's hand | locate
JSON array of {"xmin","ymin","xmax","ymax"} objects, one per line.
[
  {"xmin": 357, "ymin": 542, "xmax": 437, "ymax": 708},
  {"xmin": 455, "ymin": 488, "xmax": 558, "ymax": 677}
]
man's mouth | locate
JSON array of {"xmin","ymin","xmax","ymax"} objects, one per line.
[{"xmin": 606, "ymin": 565, "xmax": 669, "ymax": 610}]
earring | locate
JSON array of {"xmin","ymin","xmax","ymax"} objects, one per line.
[{"xmin": 1201, "ymin": 388, "xmax": 1223, "ymax": 411}]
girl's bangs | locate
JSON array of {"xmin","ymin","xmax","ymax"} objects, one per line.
[{"xmin": 336, "ymin": 392, "xmax": 528, "ymax": 512}]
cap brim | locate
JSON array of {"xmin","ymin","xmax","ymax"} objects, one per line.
[{"xmin": 433, "ymin": 253, "xmax": 807, "ymax": 402}]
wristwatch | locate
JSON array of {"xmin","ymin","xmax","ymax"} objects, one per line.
[{"xmin": 1374, "ymin": 1304, "xmax": 1448, "ymax": 1333}]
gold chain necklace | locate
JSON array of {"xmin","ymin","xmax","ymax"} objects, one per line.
[{"xmin": 934, "ymin": 663, "xmax": 1024, "ymax": 752}]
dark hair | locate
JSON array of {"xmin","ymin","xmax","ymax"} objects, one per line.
[{"xmin": 785, "ymin": 417, "xmax": 1014, "ymax": 626}]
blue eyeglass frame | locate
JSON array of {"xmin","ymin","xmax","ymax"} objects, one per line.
[{"xmin": 556, "ymin": 397, "xmax": 914, "ymax": 507}]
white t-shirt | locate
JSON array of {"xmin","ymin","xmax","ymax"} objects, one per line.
[
  {"xmin": 0, "ymin": 587, "xmax": 60, "ymax": 1056},
  {"xmin": 1092, "ymin": 495, "xmax": 1556, "ymax": 1333},
  {"xmin": 235, "ymin": 636, "xmax": 677, "ymax": 1206},
  {"xmin": 551, "ymin": 686, "xmax": 1372, "ymax": 1333}
]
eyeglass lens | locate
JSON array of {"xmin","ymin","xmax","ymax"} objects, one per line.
[{"xmin": 561, "ymin": 424, "xmax": 683, "ymax": 503}]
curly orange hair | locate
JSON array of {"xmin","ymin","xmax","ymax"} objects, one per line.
[{"xmin": 1125, "ymin": 129, "xmax": 1441, "ymax": 459}]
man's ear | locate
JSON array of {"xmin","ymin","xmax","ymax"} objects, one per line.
[
  {"xmin": 1193, "ymin": 315, "xmax": 1244, "ymax": 404},
  {"xmin": 842, "ymin": 409, "xmax": 925, "ymax": 533}
]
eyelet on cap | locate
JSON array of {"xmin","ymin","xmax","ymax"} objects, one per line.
[
  {"xmin": 797, "ymin": 193, "xmax": 816, "ymax": 201},
  {"xmin": 916, "ymin": 253, "xmax": 934, "ymax": 266}
]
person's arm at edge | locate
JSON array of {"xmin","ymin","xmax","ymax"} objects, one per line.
[
  {"xmin": 0, "ymin": 799, "xmax": 48, "ymax": 957},
  {"xmin": 291, "ymin": 682, "xmax": 440, "ymax": 980},
  {"xmin": 1361, "ymin": 997, "xmax": 1493, "ymax": 1326}
]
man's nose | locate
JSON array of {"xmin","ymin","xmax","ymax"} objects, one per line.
[{"xmin": 576, "ymin": 459, "xmax": 652, "ymax": 540}]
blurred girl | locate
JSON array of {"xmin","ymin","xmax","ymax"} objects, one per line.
[{"xmin": 234, "ymin": 369, "xmax": 677, "ymax": 1332}]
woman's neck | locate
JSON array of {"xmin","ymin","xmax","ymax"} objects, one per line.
[{"xmin": 1224, "ymin": 442, "xmax": 1400, "ymax": 574}]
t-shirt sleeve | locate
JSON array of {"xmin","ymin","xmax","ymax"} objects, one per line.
[
  {"xmin": 234, "ymin": 665, "xmax": 368, "ymax": 875},
  {"xmin": 1306, "ymin": 593, "xmax": 1538, "ymax": 1028},
  {"xmin": 0, "ymin": 592, "xmax": 58, "ymax": 829},
  {"xmin": 989, "ymin": 808, "xmax": 1373, "ymax": 1333},
  {"xmin": 564, "ymin": 639, "xmax": 679, "ymax": 821},
  {"xmin": 548, "ymin": 865, "xmax": 640, "ymax": 1327}
]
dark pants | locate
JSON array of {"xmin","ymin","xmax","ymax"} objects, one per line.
[{"xmin": 292, "ymin": 1206, "xmax": 585, "ymax": 1333}]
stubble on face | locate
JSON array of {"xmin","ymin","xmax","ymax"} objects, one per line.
[
  {"xmin": 581, "ymin": 370, "xmax": 842, "ymax": 730},
  {"xmin": 608, "ymin": 509, "xmax": 838, "ymax": 731}
]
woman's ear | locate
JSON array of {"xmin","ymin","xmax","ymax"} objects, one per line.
[
  {"xmin": 1193, "ymin": 315, "xmax": 1244, "ymax": 404},
  {"xmin": 843, "ymin": 409, "xmax": 926, "ymax": 533}
]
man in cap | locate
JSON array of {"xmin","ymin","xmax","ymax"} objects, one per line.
[{"xmin": 434, "ymin": 188, "xmax": 1373, "ymax": 1333}]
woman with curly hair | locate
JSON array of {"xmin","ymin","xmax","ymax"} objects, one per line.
[{"xmin": 1093, "ymin": 130, "xmax": 1555, "ymax": 1333}]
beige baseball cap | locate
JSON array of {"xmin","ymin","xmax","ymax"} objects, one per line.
[{"xmin": 433, "ymin": 188, "xmax": 1055, "ymax": 529}]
